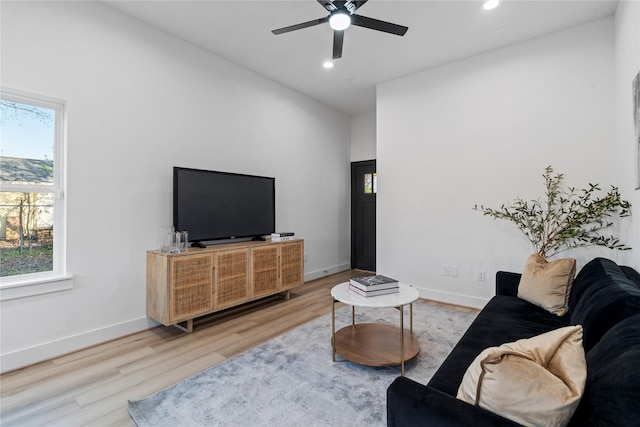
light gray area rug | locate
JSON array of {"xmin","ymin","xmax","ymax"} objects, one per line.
[{"xmin": 128, "ymin": 302, "xmax": 476, "ymax": 427}]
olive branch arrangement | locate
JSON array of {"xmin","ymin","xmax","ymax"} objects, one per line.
[{"xmin": 473, "ymin": 166, "xmax": 632, "ymax": 258}]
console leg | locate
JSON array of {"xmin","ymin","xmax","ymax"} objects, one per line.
[{"xmin": 174, "ymin": 319, "xmax": 193, "ymax": 333}]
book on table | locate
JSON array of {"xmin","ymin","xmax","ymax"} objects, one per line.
[
  {"xmin": 348, "ymin": 283, "xmax": 399, "ymax": 297},
  {"xmin": 349, "ymin": 275, "xmax": 399, "ymax": 292}
]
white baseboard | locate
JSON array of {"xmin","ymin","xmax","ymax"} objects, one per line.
[
  {"xmin": 416, "ymin": 287, "xmax": 489, "ymax": 310},
  {"xmin": 304, "ymin": 263, "xmax": 351, "ymax": 282},
  {"xmin": 0, "ymin": 317, "xmax": 158, "ymax": 374}
]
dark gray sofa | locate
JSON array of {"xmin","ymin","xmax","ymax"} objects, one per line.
[{"xmin": 387, "ymin": 257, "xmax": 640, "ymax": 426}]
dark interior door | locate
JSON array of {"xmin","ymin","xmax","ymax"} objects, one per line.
[{"xmin": 351, "ymin": 160, "xmax": 376, "ymax": 271}]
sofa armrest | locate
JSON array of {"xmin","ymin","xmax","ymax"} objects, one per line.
[
  {"xmin": 496, "ymin": 271, "xmax": 521, "ymax": 297},
  {"xmin": 387, "ymin": 376, "xmax": 519, "ymax": 427}
]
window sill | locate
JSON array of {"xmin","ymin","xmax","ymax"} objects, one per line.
[{"xmin": 0, "ymin": 273, "xmax": 73, "ymax": 301}]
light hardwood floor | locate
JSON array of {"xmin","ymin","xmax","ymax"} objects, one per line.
[{"xmin": 0, "ymin": 270, "xmax": 478, "ymax": 426}]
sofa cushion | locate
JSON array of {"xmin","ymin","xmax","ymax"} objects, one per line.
[
  {"xmin": 457, "ymin": 325, "xmax": 586, "ymax": 427},
  {"xmin": 427, "ymin": 295, "xmax": 569, "ymax": 397},
  {"xmin": 569, "ymin": 260, "xmax": 640, "ymax": 351},
  {"xmin": 568, "ymin": 257, "xmax": 625, "ymax": 313},
  {"xmin": 518, "ymin": 254, "xmax": 576, "ymax": 316},
  {"xmin": 568, "ymin": 314, "xmax": 640, "ymax": 427}
]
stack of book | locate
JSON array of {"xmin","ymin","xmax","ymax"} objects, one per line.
[
  {"xmin": 271, "ymin": 232, "xmax": 295, "ymax": 242},
  {"xmin": 349, "ymin": 275, "xmax": 399, "ymax": 297}
]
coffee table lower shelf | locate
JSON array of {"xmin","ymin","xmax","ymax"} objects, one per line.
[{"xmin": 333, "ymin": 323, "xmax": 420, "ymax": 367}]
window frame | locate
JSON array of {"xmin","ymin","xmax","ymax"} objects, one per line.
[{"xmin": 0, "ymin": 87, "xmax": 71, "ymax": 300}]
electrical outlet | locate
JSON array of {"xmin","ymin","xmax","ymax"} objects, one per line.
[
  {"xmin": 478, "ymin": 271, "xmax": 486, "ymax": 281},
  {"xmin": 450, "ymin": 265, "xmax": 458, "ymax": 277},
  {"xmin": 443, "ymin": 265, "xmax": 458, "ymax": 277}
]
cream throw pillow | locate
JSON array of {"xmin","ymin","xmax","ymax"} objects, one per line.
[
  {"xmin": 457, "ymin": 325, "xmax": 586, "ymax": 427},
  {"xmin": 518, "ymin": 254, "xmax": 576, "ymax": 316}
]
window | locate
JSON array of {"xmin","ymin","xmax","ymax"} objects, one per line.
[
  {"xmin": 363, "ymin": 173, "xmax": 377, "ymax": 194},
  {"xmin": 0, "ymin": 88, "xmax": 70, "ymax": 299}
]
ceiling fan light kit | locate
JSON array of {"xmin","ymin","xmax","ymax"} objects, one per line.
[
  {"xmin": 272, "ymin": 0, "xmax": 408, "ymax": 60},
  {"xmin": 329, "ymin": 12, "xmax": 351, "ymax": 31}
]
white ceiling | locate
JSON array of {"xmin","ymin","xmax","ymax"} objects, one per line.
[{"xmin": 103, "ymin": 0, "xmax": 618, "ymax": 115}]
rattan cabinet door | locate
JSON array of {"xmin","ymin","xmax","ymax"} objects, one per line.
[
  {"xmin": 251, "ymin": 246, "xmax": 280, "ymax": 297},
  {"xmin": 214, "ymin": 249, "xmax": 249, "ymax": 309},
  {"xmin": 281, "ymin": 241, "xmax": 304, "ymax": 289},
  {"xmin": 169, "ymin": 254, "xmax": 214, "ymax": 322}
]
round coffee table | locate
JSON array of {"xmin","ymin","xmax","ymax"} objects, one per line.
[{"xmin": 331, "ymin": 281, "xmax": 420, "ymax": 375}]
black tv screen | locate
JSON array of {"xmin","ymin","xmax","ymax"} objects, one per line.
[{"xmin": 173, "ymin": 167, "xmax": 275, "ymax": 244}]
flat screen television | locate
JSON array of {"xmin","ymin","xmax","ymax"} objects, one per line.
[{"xmin": 173, "ymin": 167, "xmax": 275, "ymax": 246}]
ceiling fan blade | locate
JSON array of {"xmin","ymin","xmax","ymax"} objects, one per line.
[
  {"xmin": 332, "ymin": 30, "xmax": 344, "ymax": 59},
  {"xmin": 351, "ymin": 14, "xmax": 408, "ymax": 36},
  {"xmin": 272, "ymin": 17, "xmax": 329, "ymax": 35}
]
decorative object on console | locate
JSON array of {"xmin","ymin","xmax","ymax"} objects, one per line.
[
  {"xmin": 474, "ymin": 166, "xmax": 632, "ymax": 257},
  {"xmin": 518, "ymin": 254, "xmax": 576, "ymax": 316},
  {"xmin": 160, "ymin": 225, "xmax": 189, "ymax": 254},
  {"xmin": 271, "ymin": 232, "xmax": 296, "ymax": 242}
]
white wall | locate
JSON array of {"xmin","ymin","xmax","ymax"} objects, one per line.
[
  {"xmin": 615, "ymin": 1, "xmax": 640, "ymax": 265},
  {"xmin": 0, "ymin": 1, "xmax": 351, "ymax": 372},
  {"xmin": 377, "ymin": 17, "xmax": 637, "ymax": 308},
  {"xmin": 351, "ymin": 111, "xmax": 376, "ymax": 162}
]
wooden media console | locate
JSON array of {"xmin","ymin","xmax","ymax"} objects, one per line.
[{"xmin": 146, "ymin": 239, "xmax": 304, "ymax": 332}]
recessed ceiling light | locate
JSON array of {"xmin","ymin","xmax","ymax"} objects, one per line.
[
  {"xmin": 483, "ymin": 0, "xmax": 500, "ymax": 10},
  {"xmin": 329, "ymin": 12, "xmax": 351, "ymax": 31},
  {"xmin": 323, "ymin": 61, "xmax": 334, "ymax": 69}
]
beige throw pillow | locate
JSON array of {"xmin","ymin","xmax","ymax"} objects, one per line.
[
  {"xmin": 457, "ymin": 325, "xmax": 586, "ymax": 427},
  {"xmin": 518, "ymin": 254, "xmax": 576, "ymax": 316}
]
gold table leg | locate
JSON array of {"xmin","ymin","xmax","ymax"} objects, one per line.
[
  {"xmin": 332, "ymin": 297, "xmax": 336, "ymax": 362},
  {"xmin": 410, "ymin": 302, "xmax": 413, "ymax": 334},
  {"xmin": 400, "ymin": 304, "xmax": 405, "ymax": 376}
]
